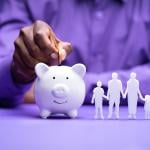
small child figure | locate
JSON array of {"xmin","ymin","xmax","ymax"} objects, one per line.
[
  {"xmin": 141, "ymin": 95, "xmax": 150, "ymax": 119},
  {"xmin": 91, "ymin": 81, "xmax": 107, "ymax": 119}
]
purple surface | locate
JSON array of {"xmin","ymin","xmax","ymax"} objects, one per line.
[{"xmin": 0, "ymin": 104, "xmax": 150, "ymax": 150}]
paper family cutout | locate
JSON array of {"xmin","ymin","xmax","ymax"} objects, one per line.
[{"xmin": 91, "ymin": 72, "xmax": 150, "ymax": 120}]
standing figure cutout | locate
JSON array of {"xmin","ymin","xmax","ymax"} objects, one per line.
[
  {"xmin": 91, "ymin": 81, "xmax": 107, "ymax": 119},
  {"xmin": 124, "ymin": 72, "xmax": 143, "ymax": 119},
  {"xmin": 107, "ymin": 72, "xmax": 124, "ymax": 119},
  {"xmin": 141, "ymin": 95, "xmax": 150, "ymax": 119}
]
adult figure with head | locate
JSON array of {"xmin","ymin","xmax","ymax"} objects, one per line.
[
  {"xmin": 107, "ymin": 72, "xmax": 124, "ymax": 119},
  {"xmin": 124, "ymin": 72, "xmax": 143, "ymax": 119}
]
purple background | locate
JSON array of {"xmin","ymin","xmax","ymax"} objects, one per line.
[{"xmin": 0, "ymin": 0, "xmax": 150, "ymax": 105}]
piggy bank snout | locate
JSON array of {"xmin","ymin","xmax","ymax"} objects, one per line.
[{"xmin": 52, "ymin": 84, "xmax": 69, "ymax": 98}]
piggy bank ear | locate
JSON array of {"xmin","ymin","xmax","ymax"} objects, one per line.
[
  {"xmin": 35, "ymin": 63, "xmax": 49, "ymax": 79},
  {"xmin": 72, "ymin": 64, "xmax": 86, "ymax": 78}
]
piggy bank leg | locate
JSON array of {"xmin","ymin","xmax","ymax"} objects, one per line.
[
  {"xmin": 67, "ymin": 110, "xmax": 78, "ymax": 118},
  {"xmin": 40, "ymin": 109, "xmax": 51, "ymax": 119}
]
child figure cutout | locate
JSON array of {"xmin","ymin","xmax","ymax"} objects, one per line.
[
  {"xmin": 91, "ymin": 81, "xmax": 107, "ymax": 119},
  {"xmin": 124, "ymin": 72, "xmax": 143, "ymax": 119},
  {"xmin": 141, "ymin": 95, "xmax": 150, "ymax": 119},
  {"xmin": 107, "ymin": 72, "xmax": 124, "ymax": 119}
]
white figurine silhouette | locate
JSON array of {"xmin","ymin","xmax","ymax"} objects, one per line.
[
  {"xmin": 91, "ymin": 81, "xmax": 107, "ymax": 119},
  {"xmin": 124, "ymin": 72, "xmax": 143, "ymax": 119},
  {"xmin": 107, "ymin": 72, "xmax": 124, "ymax": 119},
  {"xmin": 141, "ymin": 95, "xmax": 150, "ymax": 119}
]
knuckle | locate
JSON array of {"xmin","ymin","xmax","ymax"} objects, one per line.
[
  {"xmin": 35, "ymin": 30, "xmax": 44, "ymax": 40},
  {"xmin": 34, "ymin": 20, "xmax": 49, "ymax": 29},
  {"xmin": 20, "ymin": 27, "xmax": 27, "ymax": 36},
  {"xmin": 63, "ymin": 43, "xmax": 72, "ymax": 54},
  {"xmin": 13, "ymin": 52, "xmax": 17, "ymax": 61},
  {"xmin": 67, "ymin": 43, "xmax": 72, "ymax": 50},
  {"xmin": 34, "ymin": 20, "xmax": 43, "ymax": 25},
  {"xmin": 67, "ymin": 44, "xmax": 72, "ymax": 52},
  {"xmin": 13, "ymin": 51, "xmax": 20, "ymax": 64},
  {"xmin": 14, "ymin": 38, "xmax": 20, "ymax": 47}
]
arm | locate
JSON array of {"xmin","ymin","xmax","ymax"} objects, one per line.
[
  {"xmin": 91, "ymin": 93, "xmax": 95, "ymax": 104},
  {"xmin": 0, "ymin": 0, "xmax": 33, "ymax": 106},
  {"xmin": 119, "ymin": 81, "xmax": 124, "ymax": 98},
  {"xmin": 138, "ymin": 89, "xmax": 143, "ymax": 100},
  {"xmin": 124, "ymin": 87, "xmax": 128, "ymax": 99},
  {"xmin": 140, "ymin": 96, "xmax": 145, "ymax": 102},
  {"xmin": 137, "ymin": 81, "xmax": 144, "ymax": 100},
  {"xmin": 106, "ymin": 83, "xmax": 110, "ymax": 100},
  {"xmin": 103, "ymin": 95, "xmax": 108, "ymax": 100},
  {"xmin": 0, "ymin": 57, "xmax": 32, "ymax": 106}
]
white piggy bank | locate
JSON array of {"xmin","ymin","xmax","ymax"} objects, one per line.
[{"xmin": 34, "ymin": 63, "xmax": 86, "ymax": 119}]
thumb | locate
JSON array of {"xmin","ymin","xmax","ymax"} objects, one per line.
[
  {"xmin": 61, "ymin": 42, "xmax": 72, "ymax": 55},
  {"xmin": 58, "ymin": 42, "xmax": 72, "ymax": 61}
]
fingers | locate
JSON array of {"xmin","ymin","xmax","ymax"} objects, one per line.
[
  {"xmin": 12, "ymin": 21, "xmax": 73, "ymax": 83},
  {"xmin": 14, "ymin": 37, "xmax": 39, "ymax": 69},
  {"xmin": 58, "ymin": 42, "xmax": 72, "ymax": 62},
  {"xmin": 32, "ymin": 20, "xmax": 72, "ymax": 65},
  {"xmin": 20, "ymin": 25, "xmax": 59, "ymax": 66},
  {"xmin": 33, "ymin": 20, "xmax": 58, "ymax": 55},
  {"xmin": 61, "ymin": 42, "xmax": 72, "ymax": 55},
  {"xmin": 15, "ymin": 20, "xmax": 72, "ymax": 69},
  {"xmin": 20, "ymin": 26, "xmax": 49, "ymax": 63},
  {"xmin": 13, "ymin": 53, "xmax": 34, "ymax": 78},
  {"xmin": 33, "ymin": 20, "xmax": 72, "ymax": 65},
  {"xmin": 13, "ymin": 49, "xmax": 34, "ymax": 75},
  {"xmin": 12, "ymin": 51, "xmax": 36, "ymax": 83}
]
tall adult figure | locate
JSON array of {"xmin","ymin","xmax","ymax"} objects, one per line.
[
  {"xmin": 124, "ymin": 72, "xmax": 143, "ymax": 119},
  {"xmin": 107, "ymin": 72, "xmax": 124, "ymax": 119}
]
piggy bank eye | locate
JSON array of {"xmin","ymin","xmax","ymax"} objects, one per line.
[
  {"xmin": 53, "ymin": 77, "xmax": 56, "ymax": 79},
  {"xmin": 66, "ymin": 77, "xmax": 69, "ymax": 79}
]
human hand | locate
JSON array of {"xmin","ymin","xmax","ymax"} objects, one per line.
[
  {"xmin": 104, "ymin": 96, "xmax": 109, "ymax": 101},
  {"xmin": 106, "ymin": 97, "xmax": 109, "ymax": 101},
  {"xmin": 123, "ymin": 94, "xmax": 126, "ymax": 99},
  {"xmin": 91, "ymin": 100, "xmax": 94, "ymax": 104},
  {"xmin": 139, "ymin": 95, "xmax": 144, "ymax": 101},
  {"xmin": 11, "ymin": 20, "xmax": 72, "ymax": 83}
]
